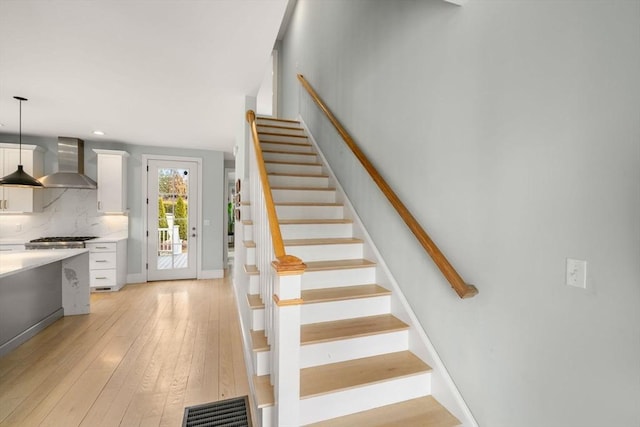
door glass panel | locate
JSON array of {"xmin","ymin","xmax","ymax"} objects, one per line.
[{"xmin": 157, "ymin": 167, "xmax": 189, "ymax": 270}]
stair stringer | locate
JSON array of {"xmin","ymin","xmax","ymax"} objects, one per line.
[{"xmin": 298, "ymin": 116, "xmax": 479, "ymax": 427}]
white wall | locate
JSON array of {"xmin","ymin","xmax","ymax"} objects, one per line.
[{"xmin": 279, "ymin": 1, "xmax": 640, "ymax": 426}]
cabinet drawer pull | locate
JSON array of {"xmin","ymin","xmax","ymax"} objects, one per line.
[
  {"xmin": 96, "ymin": 276, "xmax": 108, "ymax": 279},
  {"xmin": 95, "ymin": 260, "xmax": 108, "ymax": 263},
  {"xmin": 95, "ymin": 246, "xmax": 109, "ymax": 249}
]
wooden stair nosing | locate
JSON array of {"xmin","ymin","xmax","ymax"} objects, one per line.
[
  {"xmin": 300, "ymin": 313, "xmax": 406, "ymax": 346},
  {"xmin": 262, "ymin": 149, "xmax": 317, "ymax": 156},
  {"xmin": 259, "ymin": 131, "xmax": 308, "ymax": 139},
  {"xmin": 250, "ymin": 330, "xmax": 270, "ymax": 352},
  {"xmin": 241, "ymin": 219, "xmax": 253, "ymax": 225},
  {"xmin": 305, "ymin": 396, "xmax": 461, "ymax": 427},
  {"xmin": 275, "ymin": 202, "xmax": 342, "ymax": 207},
  {"xmin": 300, "ymin": 351, "xmax": 431, "ymax": 399},
  {"xmin": 243, "ymin": 240, "xmax": 256, "ymax": 248},
  {"xmin": 301, "ymin": 284, "xmax": 391, "ymax": 305},
  {"xmin": 304, "ymin": 259, "xmax": 377, "ymax": 271},
  {"xmin": 247, "ymin": 294, "xmax": 264, "ymax": 309},
  {"xmin": 284, "ymin": 238, "xmax": 363, "ymax": 246},
  {"xmin": 244, "ymin": 264, "xmax": 259, "ymax": 275},
  {"xmin": 253, "ymin": 374, "xmax": 275, "ymax": 408}
]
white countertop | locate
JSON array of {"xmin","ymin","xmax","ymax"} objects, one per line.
[
  {"xmin": 89, "ymin": 236, "xmax": 128, "ymax": 243},
  {"xmin": 0, "ymin": 249, "xmax": 89, "ymax": 278}
]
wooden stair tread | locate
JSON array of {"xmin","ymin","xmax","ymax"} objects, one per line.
[
  {"xmin": 261, "ymin": 140, "xmax": 312, "ymax": 147},
  {"xmin": 250, "ymin": 330, "xmax": 269, "ymax": 352},
  {"xmin": 243, "ymin": 264, "xmax": 259, "ymax": 275},
  {"xmin": 271, "ymin": 186, "xmax": 335, "ymax": 191},
  {"xmin": 305, "ymin": 396, "xmax": 460, "ymax": 427},
  {"xmin": 268, "ymin": 172, "xmax": 328, "ymax": 178},
  {"xmin": 241, "ymin": 219, "xmax": 253, "ymax": 225},
  {"xmin": 304, "ymin": 259, "xmax": 376, "ymax": 271},
  {"xmin": 247, "ymin": 294, "xmax": 264, "ymax": 309},
  {"xmin": 284, "ymin": 238, "xmax": 363, "ymax": 246},
  {"xmin": 301, "ymin": 313, "xmax": 406, "ymax": 345},
  {"xmin": 279, "ymin": 219, "xmax": 352, "ymax": 224},
  {"xmin": 243, "ymin": 240, "xmax": 256, "ymax": 248},
  {"xmin": 257, "ymin": 124, "xmax": 304, "ymax": 131},
  {"xmin": 265, "ymin": 160, "xmax": 322, "ymax": 166},
  {"xmin": 300, "ymin": 351, "xmax": 431, "ymax": 399},
  {"xmin": 253, "ymin": 375, "xmax": 275, "ymax": 408},
  {"xmin": 262, "ymin": 149, "xmax": 316, "ymax": 156},
  {"xmin": 259, "ymin": 131, "xmax": 308, "ymax": 138},
  {"xmin": 275, "ymin": 202, "xmax": 342, "ymax": 206},
  {"xmin": 302, "ymin": 284, "xmax": 390, "ymax": 305},
  {"xmin": 256, "ymin": 116, "xmax": 300, "ymax": 124}
]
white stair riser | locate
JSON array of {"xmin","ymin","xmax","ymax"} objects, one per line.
[
  {"xmin": 272, "ymin": 188, "xmax": 336, "ymax": 203},
  {"xmin": 257, "ymin": 126, "xmax": 304, "ymax": 136},
  {"xmin": 301, "ymin": 296, "xmax": 391, "ymax": 324},
  {"xmin": 276, "ymin": 205, "xmax": 344, "ymax": 220},
  {"xmin": 245, "ymin": 247, "xmax": 255, "ymax": 265},
  {"xmin": 251, "ymin": 308, "xmax": 264, "ymax": 331},
  {"xmin": 268, "ymin": 174, "xmax": 329, "ymax": 188},
  {"xmin": 240, "ymin": 204, "xmax": 251, "ymax": 220},
  {"xmin": 299, "ymin": 372, "xmax": 431, "ymax": 425},
  {"xmin": 302, "ymin": 267, "xmax": 377, "ymax": 289},
  {"xmin": 261, "ymin": 142, "xmax": 313, "ymax": 153},
  {"xmin": 300, "ymin": 330, "xmax": 409, "ymax": 369},
  {"xmin": 259, "ymin": 133, "xmax": 309, "ymax": 143},
  {"xmin": 249, "ymin": 275, "xmax": 259, "ymax": 294},
  {"xmin": 254, "ymin": 350, "xmax": 271, "ymax": 376},
  {"xmin": 263, "ymin": 151, "xmax": 317, "ymax": 164},
  {"xmin": 280, "ymin": 223, "xmax": 353, "ymax": 239},
  {"xmin": 286, "ymin": 242, "xmax": 363, "ymax": 262},
  {"xmin": 265, "ymin": 162, "xmax": 323, "ymax": 175},
  {"xmin": 242, "ymin": 223, "xmax": 253, "ymax": 240},
  {"xmin": 259, "ymin": 406, "xmax": 274, "ymax": 427}
]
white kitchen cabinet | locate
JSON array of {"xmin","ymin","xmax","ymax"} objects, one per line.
[
  {"xmin": 93, "ymin": 149, "xmax": 129, "ymax": 213},
  {"xmin": 86, "ymin": 238, "xmax": 127, "ymax": 292},
  {"xmin": 0, "ymin": 143, "xmax": 44, "ymax": 213}
]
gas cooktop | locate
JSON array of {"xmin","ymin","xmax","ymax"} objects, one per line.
[{"xmin": 29, "ymin": 236, "xmax": 98, "ymax": 243}]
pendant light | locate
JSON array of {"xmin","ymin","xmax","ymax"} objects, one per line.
[{"xmin": 0, "ymin": 96, "xmax": 43, "ymax": 187}]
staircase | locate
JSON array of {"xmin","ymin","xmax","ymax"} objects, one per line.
[{"xmin": 236, "ymin": 116, "xmax": 464, "ymax": 426}]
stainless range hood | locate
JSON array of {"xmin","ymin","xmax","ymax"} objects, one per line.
[{"xmin": 39, "ymin": 137, "xmax": 97, "ymax": 189}]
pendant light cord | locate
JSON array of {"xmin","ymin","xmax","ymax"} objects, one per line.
[{"xmin": 18, "ymin": 98, "xmax": 22, "ymax": 164}]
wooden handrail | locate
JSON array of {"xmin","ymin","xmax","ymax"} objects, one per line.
[
  {"xmin": 297, "ymin": 75, "xmax": 477, "ymax": 298},
  {"xmin": 246, "ymin": 110, "xmax": 305, "ymax": 273}
]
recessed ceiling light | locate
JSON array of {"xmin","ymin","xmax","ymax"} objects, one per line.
[
  {"xmin": 0, "ymin": 123, "xmax": 4, "ymax": 127},
  {"xmin": 93, "ymin": 130, "xmax": 105, "ymax": 136}
]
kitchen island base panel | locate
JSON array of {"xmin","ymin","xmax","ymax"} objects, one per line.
[{"xmin": 0, "ymin": 308, "xmax": 63, "ymax": 357}]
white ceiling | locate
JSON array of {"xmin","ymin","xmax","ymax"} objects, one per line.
[{"xmin": 0, "ymin": 0, "xmax": 291, "ymax": 157}]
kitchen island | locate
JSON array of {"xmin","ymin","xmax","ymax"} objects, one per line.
[{"xmin": 0, "ymin": 249, "xmax": 90, "ymax": 357}]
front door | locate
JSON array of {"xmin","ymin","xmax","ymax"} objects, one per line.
[{"xmin": 147, "ymin": 159, "xmax": 198, "ymax": 281}]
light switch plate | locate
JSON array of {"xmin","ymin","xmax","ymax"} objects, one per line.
[{"xmin": 566, "ymin": 258, "xmax": 587, "ymax": 289}]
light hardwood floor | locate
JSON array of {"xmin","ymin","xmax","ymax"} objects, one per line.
[{"xmin": 0, "ymin": 278, "xmax": 249, "ymax": 427}]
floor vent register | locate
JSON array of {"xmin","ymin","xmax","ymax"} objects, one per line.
[{"xmin": 183, "ymin": 396, "xmax": 252, "ymax": 427}]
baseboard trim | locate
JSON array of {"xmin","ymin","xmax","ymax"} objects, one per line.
[
  {"xmin": 0, "ymin": 308, "xmax": 64, "ymax": 357},
  {"xmin": 127, "ymin": 273, "xmax": 146, "ymax": 284}
]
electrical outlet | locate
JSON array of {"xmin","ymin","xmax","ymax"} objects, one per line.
[
  {"xmin": 15, "ymin": 223, "xmax": 22, "ymax": 232},
  {"xmin": 566, "ymin": 258, "xmax": 587, "ymax": 289}
]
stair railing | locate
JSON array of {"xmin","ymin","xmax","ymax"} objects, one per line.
[
  {"xmin": 297, "ymin": 75, "xmax": 478, "ymax": 299},
  {"xmin": 246, "ymin": 110, "xmax": 306, "ymax": 426}
]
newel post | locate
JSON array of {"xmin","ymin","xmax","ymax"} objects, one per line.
[{"xmin": 271, "ymin": 255, "xmax": 306, "ymax": 427}]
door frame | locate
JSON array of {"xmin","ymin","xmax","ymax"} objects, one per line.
[{"xmin": 141, "ymin": 154, "xmax": 204, "ymax": 282}]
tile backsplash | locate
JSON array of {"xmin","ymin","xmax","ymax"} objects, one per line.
[{"xmin": 0, "ymin": 188, "xmax": 128, "ymax": 242}]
